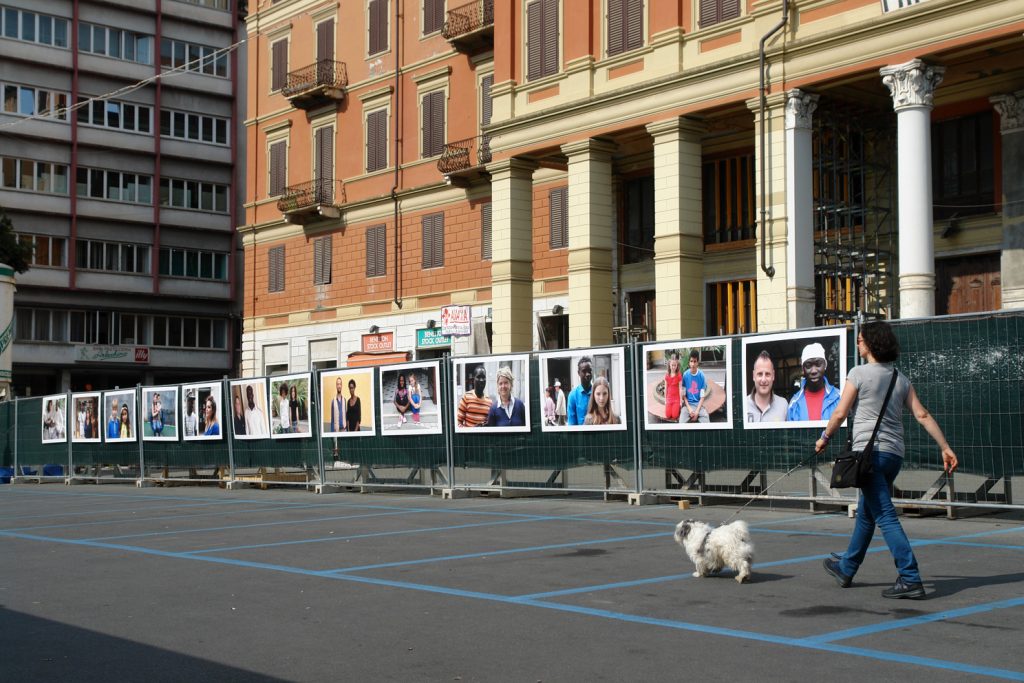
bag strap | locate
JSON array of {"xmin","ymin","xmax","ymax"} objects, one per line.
[{"xmin": 864, "ymin": 368, "xmax": 899, "ymax": 452}]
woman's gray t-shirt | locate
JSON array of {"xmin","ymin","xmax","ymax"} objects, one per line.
[{"xmin": 848, "ymin": 362, "xmax": 911, "ymax": 457}]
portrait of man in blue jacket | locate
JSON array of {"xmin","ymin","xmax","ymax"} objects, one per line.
[{"xmin": 787, "ymin": 342, "xmax": 839, "ymax": 422}]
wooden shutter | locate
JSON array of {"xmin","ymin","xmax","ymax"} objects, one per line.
[
  {"xmin": 480, "ymin": 74, "xmax": 493, "ymax": 161},
  {"xmin": 315, "ymin": 126, "xmax": 334, "ymax": 204},
  {"xmin": 526, "ymin": 1, "xmax": 541, "ymax": 81},
  {"xmin": 369, "ymin": 0, "xmax": 388, "ymax": 54},
  {"xmin": 542, "ymin": 0, "xmax": 558, "ymax": 77},
  {"xmin": 701, "ymin": 0, "xmax": 739, "ymax": 28},
  {"xmin": 271, "ymin": 40, "xmax": 288, "ymax": 91},
  {"xmin": 481, "ymin": 202, "xmax": 492, "ymax": 260},
  {"xmin": 367, "ymin": 109, "xmax": 387, "ymax": 172},
  {"xmin": 422, "ymin": 91, "xmax": 444, "ymax": 158},
  {"xmin": 720, "ymin": 0, "xmax": 740, "ymax": 23},
  {"xmin": 268, "ymin": 246, "xmax": 285, "ymax": 292},
  {"xmin": 625, "ymin": 0, "xmax": 643, "ymax": 51},
  {"xmin": 422, "ymin": 213, "xmax": 444, "ymax": 268},
  {"xmin": 317, "ymin": 19, "xmax": 334, "ymax": 62},
  {"xmin": 366, "ymin": 224, "xmax": 386, "ymax": 277},
  {"xmin": 269, "ymin": 140, "xmax": 286, "ymax": 196},
  {"xmin": 424, "ymin": 0, "xmax": 444, "ymax": 34},
  {"xmin": 314, "ymin": 236, "xmax": 332, "ymax": 285},
  {"xmin": 549, "ymin": 187, "xmax": 567, "ymax": 249},
  {"xmin": 607, "ymin": 0, "xmax": 623, "ymax": 56}
]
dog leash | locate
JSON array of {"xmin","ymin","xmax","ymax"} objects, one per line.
[{"xmin": 718, "ymin": 451, "xmax": 819, "ymax": 525}]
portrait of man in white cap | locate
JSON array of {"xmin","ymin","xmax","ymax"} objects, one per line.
[{"xmin": 787, "ymin": 342, "xmax": 840, "ymax": 421}]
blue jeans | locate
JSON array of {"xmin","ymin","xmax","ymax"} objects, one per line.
[{"xmin": 838, "ymin": 450, "xmax": 922, "ymax": 584}]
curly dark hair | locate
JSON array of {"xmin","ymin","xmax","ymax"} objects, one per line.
[{"xmin": 860, "ymin": 321, "xmax": 900, "ymax": 362}]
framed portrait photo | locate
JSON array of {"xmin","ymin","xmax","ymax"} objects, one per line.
[
  {"xmin": 537, "ymin": 347, "xmax": 627, "ymax": 432},
  {"xmin": 320, "ymin": 368, "xmax": 376, "ymax": 437},
  {"xmin": 227, "ymin": 379, "xmax": 268, "ymax": 440},
  {"xmin": 182, "ymin": 382, "xmax": 225, "ymax": 441},
  {"xmin": 378, "ymin": 361, "xmax": 442, "ymax": 436},
  {"xmin": 268, "ymin": 373, "xmax": 312, "ymax": 439},
  {"xmin": 141, "ymin": 386, "xmax": 178, "ymax": 442},
  {"xmin": 41, "ymin": 394, "xmax": 68, "ymax": 444},
  {"xmin": 642, "ymin": 340, "xmax": 733, "ymax": 430},
  {"xmin": 102, "ymin": 390, "xmax": 137, "ymax": 443},
  {"xmin": 741, "ymin": 328, "xmax": 847, "ymax": 430},
  {"xmin": 452, "ymin": 354, "xmax": 531, "ymax": 434}
]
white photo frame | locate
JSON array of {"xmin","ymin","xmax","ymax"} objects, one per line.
[
  {"xmin": 642, "ymin": 339, "xmax": 733, "ymax": 430},
  {"xmin": 452, "ymin": 354, "xmax": 531, "ymax": 434},
  {"xmin": 537, "ymin": 347, "xmax": 627, "ymax": 432},
  {"xmin": 379, "ymin": 360, "xmax": 442, "ymax": 436}
]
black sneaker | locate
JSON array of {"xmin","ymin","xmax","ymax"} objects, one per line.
[
  {"xmin": 823, "ymin": 558, "xmax": 852, "ymax": 588},
  {"xmin": 882, "ymin": 578, "xmax": 925, "ymax": 599}
]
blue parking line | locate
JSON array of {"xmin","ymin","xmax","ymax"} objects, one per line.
[
  {"xmin": 2, "ymin": 528, "xmax": 1021, "ymax": 681},
  {"xmin": 806, "ymin": 597, "xmax": 1024, "ymax": 644}
]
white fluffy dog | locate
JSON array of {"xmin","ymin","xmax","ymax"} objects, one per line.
[{"xmin": 674, "ymin": 519, "xmax": 753, "ymax": 583}]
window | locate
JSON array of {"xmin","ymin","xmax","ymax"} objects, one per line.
[
  {"xmin": 75, "ymin": 239, "xmax": 151, "ymax": 274},
  {"xmin": 368, "ymin": 0, "xmax": 389, "ymax": 55},
  {"xmin": 151, "ymin": 315, "xmax": 227, "ymax": 349},
  {"xmin": 607, "ymin": 0, "xmax": 643, "ymax": 56},
  {"xmin": 706, "ymin": 279, "xmax": 756, "ymax": 336},
  {"xmin": 423, "ymin": 0, "xmax": 444, "ymax": 35},
  {"xmin": 932, "ymin": 111, "xmax": 994, "ymax": 220},
  {"xmin": 698, "ymin": 0, "xmax": 740, "ymax": 29},
  {"xmin": 17, "ymin": 234, "xmax": 66, "ymax": 267},
  {"xmin": 268, "ymin": 245, "xmax": 285, "ymax": 292},
  {"xmin": 2, "ymin": 82, "xmax": 68, "ymax": 120},
  {"xmin": 76, "ymin": 167, "xmax": 152, "ymax": 204},
  {"xmin": 421, "ymin": 213, "xmax": 444, "ymax": 269},
  {"xmin": 480, "ymin": 74, "xmax": 493, "ymax": 162},
  {"xmin": 160, "ymin": 37, "xmax": 227, "ymax": 77},
  {"xmin": 79, "ymin": 22, "xmax": 153, "ymax": 64},
  {"xmin": 159, "ymin": 177, "xmax": 229, "ymax": 212},
  {"xmin": 366, "ymin": 224, "xmax": 386, "ymax": 277},
  {"xmin": 160, "ymin": 108, "xmax": 228, "ymax": 145},
  {"xmin": 159, "ymin": 247, "xmax": 228, "ymax": 280},
  {"xmin": 0, "ymin": 7, "xmax": 68, "ymax": 47},
  {"xmin": 77, "ymin": 96, "xmax": 151, "ymax": 134},
  {"xmin": 268, "ymin": 140, "xmax": 287, "ymax": 196},
  {"xmin": 174, "ymin": 0, "xmax": 230, "ymax": 9},
  {"xmin": 702, "ymin": 151, "xmax": 754, "ymax": 245},
  {"xmin": 481, "ymin": 202, "xmax": 492, "ymax": 260},
  {"xmin": 421, "ymin": 90, "xmax": 445, "ymax": 158},
  {"xmin": 526, "ymin": 0, "xmax": 559, "ymax": 81},
  {"xmin": 14, "ymin": 308, "xmax": 68, "ymax": 342},
  {"xmin": 313, "ymin": 236, "xmax": 332, "ymax": 285},
  {"xmin": 366, "ymin": 108, "xmax": 388, "ymax": 173},
  {"xmin": 549, "ymin": 186, "xmax": 568, "ymax": 249},
  {"xmin": 621, "ymin": 175, "xmax": 653, "ymax": 264},
  {"xmin": 270, "ymin": 39, "xmax": 288, "ymax": 91},
  {"xmin": 1, "ymin": 157, "xmax": 69, "ymax": 194}
]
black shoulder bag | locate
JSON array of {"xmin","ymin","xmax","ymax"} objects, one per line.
[{"xmin": 830, "ymin": 369, "xmax": 898, "ymax": 489}]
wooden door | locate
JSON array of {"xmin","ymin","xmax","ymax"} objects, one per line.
[{"xmin": 935, "ymin": 253, "xmax": 1001, "ymax": 315}]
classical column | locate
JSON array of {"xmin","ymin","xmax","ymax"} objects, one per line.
[
  {"xmin": 645, "ymin": 117, "xmax": 705, "ymax": 340},
  {"xmin": 561, "ymin": 138, "xmax": 616, "ymax": 347},
  {"xmin": 880, "ymin": 59, "xmax": 945, "ymax": 318},
  {"xmin": 785, "ymin": 89, "xmax": 819, "ymax": 329},
  {"xmin": 747, "ymin": 92, "xmax": 788, "ymax": 331},
  {"xmin": 991, "ymin": 91, "xmax": 1024, "ymax": 309},
  {"xmin": 487, "ymin": 157, "xmax": 538, "ymax": 352}
]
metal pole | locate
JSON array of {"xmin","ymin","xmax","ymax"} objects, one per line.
[
  {"xmin": 313, "ymin": 370, "xmax": 325, "ymax": 488},
  {"xmin": 66, "ymin": 391, "xmax": 72, "ymax": 481},
  {"xmin": 224, "ymin": 378, "xmax": 235, "ymax": 484},
  {"xmin": 13, "ymin": 396, "xmax": 18, "ymax": 479},
  {"xmin": 632, "ymin": 339, "xmax": 644, "ymax": 495},
  {"xmin": 136, "ymin": 384, "xmax": 145, "ymax": 483}
]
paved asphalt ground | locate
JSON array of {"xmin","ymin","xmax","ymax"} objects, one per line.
[{"xmin": 1, "ymin": 484, "xmax": 1022, "ymax": 682}]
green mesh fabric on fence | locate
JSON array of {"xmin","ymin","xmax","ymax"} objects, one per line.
[
  {"xmin": 15, "ymin": 397, "xmax": 73, "ymax": 472},
  {"xmin": 1, "ymin": 400, "xmax": 14, "ymax": 468}
]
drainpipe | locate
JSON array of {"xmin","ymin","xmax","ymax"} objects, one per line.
[
  {"xmin": 391, "ymin": 0, "xmax": 403, "ymax": 309},
  {"xmin": 757, "ymin": 0, "xmax": 790, "ymax": 279}
]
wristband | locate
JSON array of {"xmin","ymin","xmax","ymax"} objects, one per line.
[{"xmin": 819, "ymin": 430, "xmax": 831, "ymax": 443}]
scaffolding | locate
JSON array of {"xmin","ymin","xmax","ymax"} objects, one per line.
[{"xmin": 812, "ymin": 99, "xmax": 897, "ymax": 325}]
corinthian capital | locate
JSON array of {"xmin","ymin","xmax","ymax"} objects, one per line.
[
  {"xmin": 785, "ymin": 89, "xmax": 819, "ymax": 130},
  {"xmin": 880, "ymin": 59, "xmax": 945, "ymax": 111},
  {"xmin": 991, "ymin": 91, "xmax": 1024, "ymax": 134}
]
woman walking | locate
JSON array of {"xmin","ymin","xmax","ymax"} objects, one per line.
[{"xmin": 815, "ymin": 321, "xmax": 958, "ymax": 599}]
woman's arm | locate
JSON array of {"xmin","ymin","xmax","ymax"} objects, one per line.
[
  {"xmin": 905, "ymin": 385, "xmax": 958, "ymax": 473},
  {"xmin": 815, "ymin": 382, "xmax": 859, "ymax": 453}
]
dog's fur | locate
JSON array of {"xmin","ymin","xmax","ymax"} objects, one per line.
[{"xmin": 674, "ymin": 519, "xmax": 753, "ymax": 583}]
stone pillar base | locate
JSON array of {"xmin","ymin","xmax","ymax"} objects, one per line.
[{"xmin": 899, "ymin": 273, "xmax": 936, "ymax": 318}]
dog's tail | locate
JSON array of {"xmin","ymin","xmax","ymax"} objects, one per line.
[{"xmin": 726, "ymin": 519, "xmax": 750, "ymax": 542}]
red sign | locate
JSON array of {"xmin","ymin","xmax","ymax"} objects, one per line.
[
  {"xmin": 134, "ymin": 347, "xmax": 150, "ymax": 363},
  {"xmin": 361, "ymin": 332, "xmax": 394, "ymax": 353}
]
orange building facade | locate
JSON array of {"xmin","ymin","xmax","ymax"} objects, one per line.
[{"xmin": 241, "ymin": 0, "xmax": 1023, "ymax": 375}]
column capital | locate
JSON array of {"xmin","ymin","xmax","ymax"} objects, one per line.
[
  {"xmin": 560, "ymin": 137, "xmax": 617, "ymax": 159},
  {"xmin": 485, "ymin": 157, "xmax": 539, "ymax": 179},
  {"xmin": 991, "ymin": 91, "xmax": 1024, "ymax": 134},
  {"xmin": 785, "ymin": 89, "xmax": 819, "ymax": 130},
  {"xmin": 880, "ymin": 59, "xmax": 945, "ymax": 111},
  {"xmin": 745, "ymin": 91, "xmax": 787, "ymax": 116},
  {"xmin": 645, "ymin": 116, "xmax": 705, "ymax": 140}
]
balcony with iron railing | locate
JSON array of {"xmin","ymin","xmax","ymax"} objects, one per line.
[
  {"xmin": 437, "ymin": 135, "xmax": 492, "ymax": 186},
  {"xmin": 282, "ymin": 60, "xmax": 348, "ymax": 110},
  {"xmin": 442, "ymin": 0, "xmax": 494, "ymax": 53},
  {"xmin": 277, "ymin": 178, "xmax": 344, "ymax": 225}
]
